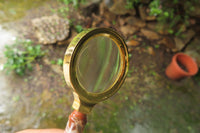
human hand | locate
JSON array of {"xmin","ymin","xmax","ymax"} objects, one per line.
[{"xmin": 16, "ymin": 129, "xmax": 64, "ymax": 133}]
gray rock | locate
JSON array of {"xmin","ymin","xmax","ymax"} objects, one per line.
[
  {"xmin": 184, "ymin": 38, "xmax": 200, "ymax": 67},
  {"xmin": 173, "ymin": 29, "xmax": 195, "ymax": 52},
  {"xmin": 104, "ymin": 0, "xmax": 136, "ymax": 15},
  {"xmin": 120, "ymin": 25, "xmax": 138, "ymax": 37},
  {"xmin": 139, "ymin": 5, "xmax": 156, "ymax": 21},
  {"xmin": 125, "ymin": 16, "xmax": 146, "ymax": 28},
  {"xmin": 181, "ymin": 29, "xmax": 195, "ymax": 44},
  {"xmin": 32, "ymin": 15, "xmax": 70, "ymax": 45},
  {"xmin": 158, "ymin": 36, "xmax": 175, "ymax": 49},
  {"xmin": 173, "ymin": 37, "xmax": 185, "ymax": 52},
  {"xmin": 147, "ymin": 22, "xmax": 169, "ymax": 34},
  {"xmin": 141, "ymin": 28, "xmax": 160, "ymax": 40}
]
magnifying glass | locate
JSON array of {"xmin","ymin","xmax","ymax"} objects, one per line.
[{"xmin": 63, "ymin": 28, "xmax": 128, "ymax": 133}]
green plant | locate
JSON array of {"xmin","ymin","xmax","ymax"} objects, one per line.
[
  {"xmin": 59, "ymin": 0, "xmax": 85, "ymax": 9},
  {"xmin": 154, "ymin": 44, "xmax": 160, "ymax": 48},
  {"xmin": 58, "ymin": 7, "xmax": 69, "ymax": 17},
  {"xmin": 125, "ymin": 0, "xmax": 140, "ymax": 9},
  {"xmin": 133, "ymin": 34, "xmax": 137, "ymax": 39},
  {"xmin": 75, "ymin": 25, "xmax": 84, "ymax": 33},
  {"xmin": 112, "ymin": 20, "xmax": 116, "ymax": 25},
  {"xmin": 50, "ymin": 58, "xmax": 63, "ymax": 66},
  {"xmin": 149, "ymin": 0, "xmax": 198, "ymax": 34},
  {"xmin": 57, "ymin": 58, "xmax": 63, "ymax": 66},
  {"xmin": 125, "ymin": 0, "xmax": 199, "ymax": 35},
  {"xmin": 4, "ymin": 39, "xmax": 46, "ymax": 76}
]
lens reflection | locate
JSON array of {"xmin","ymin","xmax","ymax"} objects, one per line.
[{"xmin": 76, "ymin": 35, "xmax": 121, "ymax": 93}]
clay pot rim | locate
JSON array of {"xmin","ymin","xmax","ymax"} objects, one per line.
[{"xmin": 172, "ymin": 53, "xmax": 198, "ymax": 76}]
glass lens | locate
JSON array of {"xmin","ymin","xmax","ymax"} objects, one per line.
[{"xmin": 76, "ymin": 35, "xmax": 121, "ymax": 93}]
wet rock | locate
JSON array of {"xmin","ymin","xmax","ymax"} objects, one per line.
[
  {"xmin": 32, "ymin": 15, "xmax": 70, "ymax": 45},
  {"xmin": 120, "ymin": 25, "xmax": 138, "ymax": 37},
  {"xmin": 147, "ymin": 22, "xmax": 169, "ymax": 35},
  {"xmin": 173, "ymin": 30, "xmax": 195, "ymax": 51},
  {"xmin": 104, "ymin": 0, "xmax": 136, "ymax": 15},
  {"xmin": 118, "ymin": 17, "xmax": 126, "ymax": 26},
  {"xmin": 158, "ymin": 36, "xmax": 175, "ymax": 49},
  {"xmin": 147, "ymin": 46, "xmax": 155, "ymax": 56},
  {"xmin": 126, "ymin": 40, "xmax": 140, "ymax": 47},
  {"xmin": 125, "ymin": 16, "xmax": 146, "ymax": 28},
  {"xmin": 173, "ymin": 37, "xmax": 185, "ymax": 52},
  {"xmin": 181, "ymin": 29, "xmax": 195, "ymax": 44},
  {"xmin": 184, "ymin": 38, "xmax": 200, "ymax": 67},
  {"xmin": 139, "ymin": 5, "xmax": 156, "ymax": 21},
  {"xmin": 141, "ymin": 28, "xmax": 160, "ymax": 40}
]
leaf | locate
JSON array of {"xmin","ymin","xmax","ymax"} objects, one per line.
[
  {"xmin": 27, "ymin": 63, "xmax": 33, "ymax": 70},
  {"xmin": 75, "ymin": 25, "xmax": 83, "ymax": 33},
  {"xmin": 57, "ymin": 59, "xmax": 63, "ymax": 66}
]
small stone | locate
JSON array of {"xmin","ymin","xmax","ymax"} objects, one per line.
[
  {"xmin": 120, "ymin": 25, "xmax": 138, "ymax": 36},
  {"xmin": 173, "ymin": 29, "xmax": 195, "ymax": 51},
  {"xmin": 139, "ymin": 6, "xmax": 146, "ymax": 21},
  {"xmin": 141, "ymin": 29, "xmax": 160, "ymax": 40},
  {"xmin": 173, "ymin": 37, "xmax": 185, "ymax": 51},
  {"xmin": 43, "ymin": 58, "xmax": 63, "ymax": 75},
  {"xmin": 158, "ymin": 36, "xmax": 175, "ymax": 49},
  {"xmin": 128, "ymin": 47, "xmax": 134, "ymax": 52},
  {"xmin": 147, "ymin": 46, "xmax": 155, "ymax": 55},
  {"xmin": 118, "ymin": 17, "xmax": 126, "ymax": 26},
  {"xmin": 147, "ymin": 22, "xmax": 169, "ymax": 34},
  {"xmin": 125, "ymin": 16, "xmax": 146, "ymax": 28},
  {"xmin": 184, "ymin": 38, "xmax": 200, "ymax": 67},
  {"xmin": 139, "ymin": 6, "xmax": 156, "ymax": 21},
  {"xmin": 105, "ymin": 0, "xmax": 136, "ymax": 15},
  {"xmin": 181, "ymin": 29, "xmax": 195, "ymax": 44},
  {"xmin": 189, "ymin": 19, "xmax": 196, "ymax": 25},
  {"xmin": 126, "ymin": 40, "xmax": 140, "ymax": 47},
  {"xmin": 103, "ymin": 20, "xmax": 111, "ymax": 27}
]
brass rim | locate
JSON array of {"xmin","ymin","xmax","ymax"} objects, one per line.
[{"xmin": 63, "ymin": 28, "xmax": 128, "ymax": 104}]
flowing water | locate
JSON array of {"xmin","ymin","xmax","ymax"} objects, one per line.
[{"xmin": 0, "ymin": 1, "xmax": 200, "ymax": 133}]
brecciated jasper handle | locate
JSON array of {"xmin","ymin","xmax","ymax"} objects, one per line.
[{"xmin": 64, "ymin": 110, "xmax": 87, "ymax": 133}]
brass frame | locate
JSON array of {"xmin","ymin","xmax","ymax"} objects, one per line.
[{"xmin": 63, "ymin": 28, "xmax": 128, "ymax": 114}]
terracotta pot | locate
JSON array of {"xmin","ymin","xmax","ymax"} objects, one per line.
[{"xmin": 165, "ymin": 53, "xmax": 198, "ymax": 80}]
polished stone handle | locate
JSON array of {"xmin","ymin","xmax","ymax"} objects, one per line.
[{"xmin": 64, "ymin": 110, "xmax": 87, "ymax": 133}]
